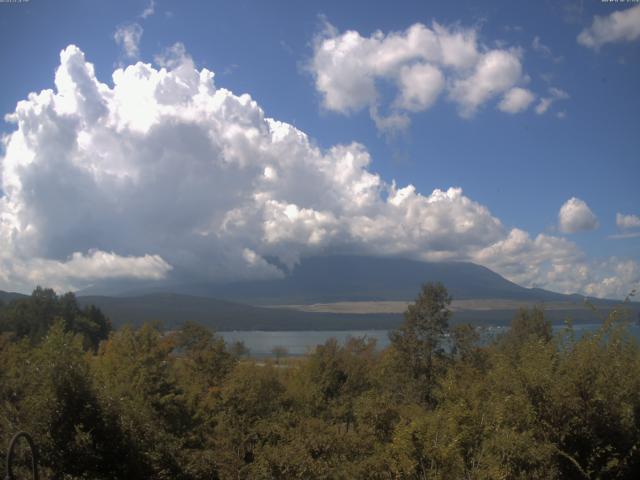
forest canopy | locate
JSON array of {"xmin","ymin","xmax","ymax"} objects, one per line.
[{"xmin": 1, "ymin": 284, "xmax": 639, "ymax": 479}]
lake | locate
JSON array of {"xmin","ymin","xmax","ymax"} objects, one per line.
[{"xmin": 220, "ymin": 323, "xmax": 640, "ymax": 357}]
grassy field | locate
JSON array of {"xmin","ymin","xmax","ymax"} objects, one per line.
[{"xmin": 265, "ymin": 299, "xmax": 593, "ymax": 314}]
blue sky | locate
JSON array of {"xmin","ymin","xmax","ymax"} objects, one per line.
[{"xmin": 0, "ymin": 0, "xmax": 638, "ymax": 297}]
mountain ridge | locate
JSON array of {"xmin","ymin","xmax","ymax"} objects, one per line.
[
  {"xmin": 2, "ymin": 256, "xmax": 636, "ymax": 330},
  {"xmin": 120, "ymin": 255, "xmax": 597, "ymax": 305}
]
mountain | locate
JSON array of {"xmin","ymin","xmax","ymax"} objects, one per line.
[
  {"xmin": 74, "ymin": 255, "xmax": 637, "ymax": 330},
  {"xmin": 3, "ymin": 255, "xmax": 637, "ymax": 331},
  {"xmin": 167, "ymin": 255, "xmax": 591, "ymax": 305},
  {"xmin": 0, "ymin": 290, "xmax": 27, "ymax": 304}
]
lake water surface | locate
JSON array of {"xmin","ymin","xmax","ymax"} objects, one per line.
[{"xmin": 220, "ymin": 323, "xmax": 640, "ymax": 357}]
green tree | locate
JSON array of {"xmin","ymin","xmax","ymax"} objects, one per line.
[
  {"xmin": 174, "ymin": 321, "xmax": 237, "ymax": 390},
  {"xmin": 215, "ymin": 363, "xmax": 287, "ymax": 478},
  {"xmin": 389, "ymin": 282, "xmax": 452, "ymax": 405},
  {"xmin": 0, "ymin": 321, "xmax": 128, "ymax": 479},
  {"xmin": 0, "ymin": 287, "xmax": 111, "ymax": 349},
  {"xmin": 450, "ymin": 323, "xmax": 483, "ymax": 365},
  {"xmin": 93, "ymin": 323, "xmax": 191, "ymax": 479},
  {"xmin": 497, "ymin": 306, "xmax": 552, "ymax": 355}
]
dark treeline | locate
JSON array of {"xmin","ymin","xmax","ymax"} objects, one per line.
[{"xmin": 1, "ymin": 284, "xmax": 639, "ymax": 479}]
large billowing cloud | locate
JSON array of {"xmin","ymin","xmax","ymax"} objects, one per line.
[
  {"xmin": 0, "ymin": 44, "xmax": 637, "ymax": 297},
  {"xmin": 310, "ymin": 20, "xmax": 550, "ymax": 129},
  {"xmin": 578, "ymin": 4, "xmax": 640, "ymax": 50}
]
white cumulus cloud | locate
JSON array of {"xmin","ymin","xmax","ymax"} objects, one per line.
[
  {"xmin": 498, "ymin": 87, "xmax": 535, "ymax": 114},
  {"xmin": 0, "ymin": 44, "xmax": 636, "ymax": 298},
  {"xmin": 578, "ymin": 4, "xmax": 640, "ymax": 49},
  {"xmin": 449, "ymin": 48, "xmax": 523, "ymax": 117},
  {"xmin": 558, "ymin": 197, "xmax": 599, "ymax": 233},
  {"xmin": 395, "ymin": 63, "xmax": 445, "ymax": 112},
  {"xmin": 7, "ymin": 251, "xmax": 172, "ymax": 292},
  {"xmin": 310, "ymin": 20, "xmax": 538, "ymax": 129},
  {"xmin": 583, "ymin": 259, "xmax": 640, "ymax": 299}
]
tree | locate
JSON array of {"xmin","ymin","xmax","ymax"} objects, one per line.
[
  {"xmin": 0, "ymin": 321, "xmax": 128, "ymax": 479},
  {"xmin": 450, "ymin": 323, "xmax": 484, "ymax": 366},
  {"xmin": 271, "ymin": 345, "xmax": 289, "ymax": 364},
  {"xmin": 0, "ymin": 287, "xmax": 111, "ymax": 350},
  {"xmin": 215, "ymin": 363, "xmax": 286, "ymax": 478},
  {"xmin": 174, "ymin": 321, "xmax": 237, "ymax": 387},
  {"xmin": 93, "ymin": 323, "xmax": 191, "ymax": 479},
  {"xmin": 389, "ymin": 282, "xmax": 451, "ymax": 405},
  {"xmin": 0, "ymin": 287, "xmax": 59, "ymax": 343},
  {"xmin": 229, "ymin": 340, "xmax": 250, "ymax": 358},
  {"xmin": 499, "ymin": 306, "xmax": 552, "ymax": 352}
]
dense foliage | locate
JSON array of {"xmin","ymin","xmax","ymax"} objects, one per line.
[
  {"xmin": 0, "ymin": 287, "xmax": 111, "ymax": 350},
  {"xmin": 1, "ymin": 284, "xmax": 639, "ymax": 479}
]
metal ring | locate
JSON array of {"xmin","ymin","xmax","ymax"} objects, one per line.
[{"xmin": 4, "ymin": 432, "xmax": 38, "ymax": 480}]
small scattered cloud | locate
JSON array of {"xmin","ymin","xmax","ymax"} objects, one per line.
[
  {"xmin": 532, "ymin": 36, "xmax": 553, "ymax": 56},
  {"xmin": 609, "ymin": 232, "xmax": 640, "ymax": 240},
  {"xmin": 140, "ymin": 0, "xmax": 156, "ymax": 19},
  {"xmin": 539, "ymin": 72, "xmax": 554, "ymax": 84},
  {"xmin": 578, "ymin": 4, "xmax": 640, "ymax": 49},
  {"xmin": 114, "ymin": 23, "xmax": 143, "ymax": 59},
  {"xmin": 558, "ymin": 197, "xmax": 599, "ymax": 233},
  {"xmin": 617, "ymin": 212, "xmax": 640, "ymax": 229},
  {"xmin": 535, "ymin": 98, "xmax": 552, "ymax": 114},
  {"xmin": 222, "ymin": 63, "xmax": 239, "ymax": 76},
  {"xmin": 535, "ymin": 87, "xmax": 569, "ymax": 115},
  {"xmin": 498, "ymin": 87, "xmax": 535, "ymax": 114},
  {"xmin": 153, "ymin": 42, "xmax": 191, "ymax": 69},
  {"xmin": 611, "ymin": 212, "xmax": 640, "ymax": 239},
  {"xmin": 532, "ymin": 36, "xmax": 563, "ymax": 63}
]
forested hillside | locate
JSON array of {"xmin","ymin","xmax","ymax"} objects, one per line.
[{"xmin": 1, "ymin": 284, "xmax": 639, "ymax": 479}]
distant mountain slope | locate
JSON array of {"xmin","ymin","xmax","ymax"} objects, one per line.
[
  {"xmin": 191, "ymin": 255, "xmax": 590, "ymax": 304},
  {"xmin": 4, "ymin": 255, "xmax": 636, "ymax": 331},
  {"xmin": 0, "ymin": 290, "xmax": 27, "ymax": 304},
  {"xmin": 2, "ymin": 288, "xmax": 634, "ymax": 331},
  {"xmin": 72, "ymin": 255, "xmax": 635, "ymax": 330}
]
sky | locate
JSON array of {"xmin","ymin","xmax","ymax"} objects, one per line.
[{"xmin": 0, "ymin": 0, "xmax": 638, "ymax": 298}]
